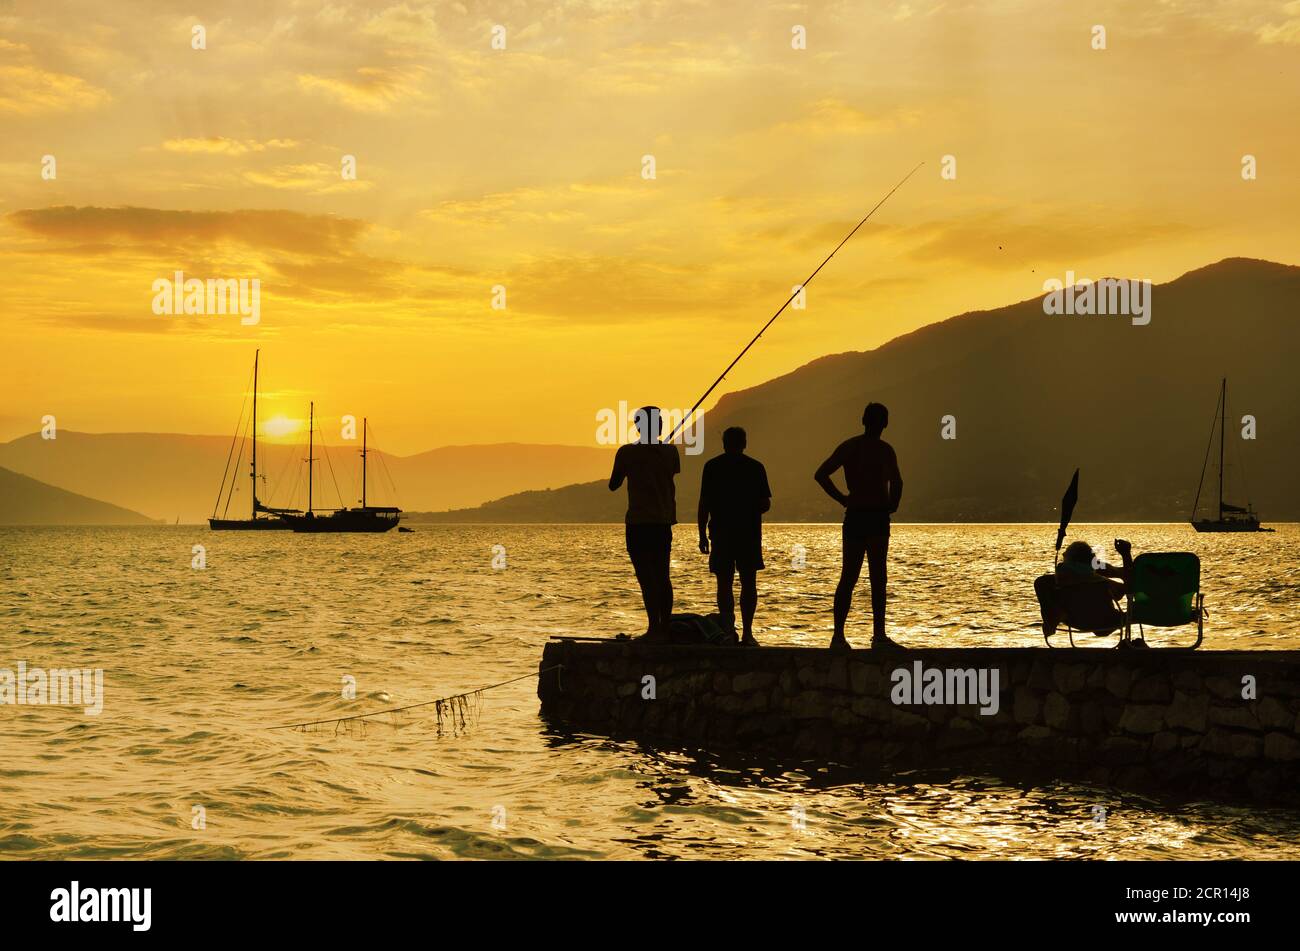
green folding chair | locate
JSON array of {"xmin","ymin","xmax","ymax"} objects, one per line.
[{"xmin": 1124, "ymin": 552, "xmax": 1206, "ymax": 649}]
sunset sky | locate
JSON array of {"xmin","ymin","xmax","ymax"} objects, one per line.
[{"xmin": 2, "ymin": 0, "xmax": 1298, "ymax": 453}]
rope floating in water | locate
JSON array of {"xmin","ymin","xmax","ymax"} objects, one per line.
[{"xmin": 271, "ymin": 665, "xmax": 563, "ymax": 736}]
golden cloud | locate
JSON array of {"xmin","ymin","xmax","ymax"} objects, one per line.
[
  {"xmin": 242, "ymin": 164, "xmax": 375, "ymax": 194},
  {"xmin": 8, "ymin": 206, "xmax": 370, "ymax": 257},
  {"xmin": 162, "ymin": 137, "xmax": 301, "ymax": 155},
  {"xmin": 0, "ymin": 65, "xmax": 110, "ymax": 115},
  {"xmin": 297, "ymin": 66, "xmax": 429, "ymax": 112},
  {"xmin": 420, "ymin": 183, "xmax": 637, "ymax": 227},
  {"xmin": 773, "ymin": 99, "xmax": 922, "ymax": 137},
  {"xmin": 1258, "ymin": 2, "xmax": 1300, "ymax": 44},
  {"xmin": 901, "ymin": 211, "xmax": 1199, "ymax": 270}
]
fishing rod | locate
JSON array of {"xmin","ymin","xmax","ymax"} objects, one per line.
[{"xmin": 663, "ymin": 161, "xmax": 925, "ymax": 445}]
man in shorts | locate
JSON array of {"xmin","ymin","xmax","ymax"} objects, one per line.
[
  {"xmin": 697, "ymin": 426, "xmax": 771, "ymax": 646},
  {"xmin": 814, "ymin": 402, "xmax": 904, "ymax": 651}
]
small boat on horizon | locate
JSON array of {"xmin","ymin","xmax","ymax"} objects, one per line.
[
  {"xmin": 1190, "ymin": 377, "xmax": 1271, "ymax": 533},
  {"xmin": 279, "ymin": 404, "xmax": 401, "ymax": 534}
]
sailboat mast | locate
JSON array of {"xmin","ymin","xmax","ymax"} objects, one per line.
[
  {"xmin": 361, "ymin": 417, "xmax": 368, "ymax": 509},
  {"xmin": 1218, "ymin": 377, "xmax": 1226, "ymax": 521},
  {"xmin": 307, "ymin": 401, "xmax": 314, "ymax": 514},
  {"xmin": 251, "ymin": 350, "xmax": 259, "ymax": 518}
]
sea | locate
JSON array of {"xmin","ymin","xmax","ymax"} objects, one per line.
[{"xmin": 2, "ymin": 523, "xmax": 1298, "ymax": 860}]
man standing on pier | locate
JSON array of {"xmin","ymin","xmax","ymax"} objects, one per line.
[
  {"xmin": 698, "ymin": 426, "xmax": 771, "ymax": 646},
  {"xmin": 814, "ymin": 402, "xmax": 904, "ymax": 651},
  {"xmin": 610, "ymin": 406, "xmax": 681, "ymax": 641}
]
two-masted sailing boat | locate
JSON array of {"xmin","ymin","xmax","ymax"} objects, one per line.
[
  {"xmin": 1190, "ymin": 378, "xmax": 1269, "ymax": 532},
  {"xmin": 209, "ymin": 351, "xmax": 297, "ymax": 530},
  {"xmin": 279, "ymin": 404, "xmax": 401, "ymax": 534}
]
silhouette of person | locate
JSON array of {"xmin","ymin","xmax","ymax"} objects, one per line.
[
  {"xmin": 609, "ymin": 406, "xmax": 680, "ymax": 640},
  {"xmin": 1035, "ymin": 539, "xmax": 1134, "ymax": 639},
  {"xmin": 698, "ymin": 426, "xmax": 771, "ymax": 646},
  {"xmin": 814, "ymin": 402, "xmax": 903, "ymax": 650}
]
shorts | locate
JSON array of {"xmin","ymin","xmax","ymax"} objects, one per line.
[
  {"xmin": 843, "ymin": 509, "xmax": 890, "ymax": 545},
  {"xmin": 708, "ymin": 533, "xmax": 764, "ymax": 575},
  {"xmin": 625, "ymin": 523, "xmax": 672, "ymax": 559}
]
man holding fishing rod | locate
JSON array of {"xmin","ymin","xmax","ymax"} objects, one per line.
[
  {"xmin": 815, "ymin": 403, "xmax": 904, "ymax": 651},
  {"xmin": 609, "ymin": 406, "xmax": 681, "ymax": 641}
]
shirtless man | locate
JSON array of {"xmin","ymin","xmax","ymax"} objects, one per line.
[{"xmin": 814, "ymin": 403, "xmax": 903, "ymax": 650}]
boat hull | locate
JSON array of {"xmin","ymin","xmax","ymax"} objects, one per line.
[
  {"xmin": 282, "ymin": 511, "xmax": 400, "ymax": 533},
  {"xmin": 1191, "ymin": 520, "xmax": 1270, "ymax": 533},
  {"xmin": 208, "ymin": 517, "xmax": 292, "ymax": 531}
]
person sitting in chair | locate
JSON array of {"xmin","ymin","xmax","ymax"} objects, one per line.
[{"xmin": 1036, "ymin": 539, "xmax": 1134, "ymax": 638}]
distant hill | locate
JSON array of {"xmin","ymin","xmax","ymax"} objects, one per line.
[
  {"xmin": 0, "ymin": 467, "xmax": 155, "ymax": 525},
  {"xmin": 0, "ymin": 434, "xmax": 610, "ymax": 523},
  {"xmin": 392, "ymin": 443, "xmax": 612, "ymax": 513},
  {"xmin": 419, "ymin": 258, "xmax": 1300, "ymax": 523}
]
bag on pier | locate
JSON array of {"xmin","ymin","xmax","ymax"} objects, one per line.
[{"xmin": 667, "ymin": 613, "xmax": 738, "ymax": 646}]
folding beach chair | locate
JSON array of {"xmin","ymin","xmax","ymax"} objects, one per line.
[
  {"xmin": 1040, "ymin": 574, "xmax": 1126, "ymax": 647},
  {"xmin": 1123, "ymin": 552, "xmax": 1205, "ymax": 649}
]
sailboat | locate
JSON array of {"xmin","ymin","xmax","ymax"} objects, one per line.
[
  {"xmin": 1190, "ymin": 378, "xmax": 1269, "ymax": 532},
  {"xmin": 209, "ymin": 351, "xmax": 297, "ymax": 530},
  {"xmin": 280, "ymin": 407, "xmax": 401, "ymax": 534}
]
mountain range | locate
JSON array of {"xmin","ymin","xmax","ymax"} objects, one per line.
[
  {"xmin": 0, "ymin": 466, "xmax": 155, "ymax": 525},
  {"xmin": 0, "ymin": 435, "xmax": 610, "ymax": 524},
  {"xmin": 415, "ymin": 258, "xmax": 1300, "ymax": 523}
]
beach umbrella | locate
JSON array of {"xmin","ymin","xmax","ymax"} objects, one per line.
[{"xmin": 1055, "ymin": 468, "xmax": 1079, "ymax": 562}]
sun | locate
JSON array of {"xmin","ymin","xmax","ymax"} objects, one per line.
[{"xmin": 262, "ymin": 414, "xmax": 298, "ymax": 438}]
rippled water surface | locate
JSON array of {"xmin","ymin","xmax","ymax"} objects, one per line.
[{"xmin": 2, "ymin": 523, "xmax": 1298, "ymax": 859}]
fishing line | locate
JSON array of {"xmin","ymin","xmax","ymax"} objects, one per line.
[{"xmin": 271, "ymin": 665, "xmax": 564, "ymax": 734}]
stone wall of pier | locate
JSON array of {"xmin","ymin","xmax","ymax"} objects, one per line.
[{"xmin": 537, "ymin": 642, "xmax": 1300, "ymax": 805}]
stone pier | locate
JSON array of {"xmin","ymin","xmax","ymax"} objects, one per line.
[{"xmin": 538, "ymin": 641, "xmax": 1300, "ymax": 806}]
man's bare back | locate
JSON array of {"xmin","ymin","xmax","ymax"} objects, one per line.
[{"xmin": 823, "ymin": 434, "xmax": 901, "ymax": 512}]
